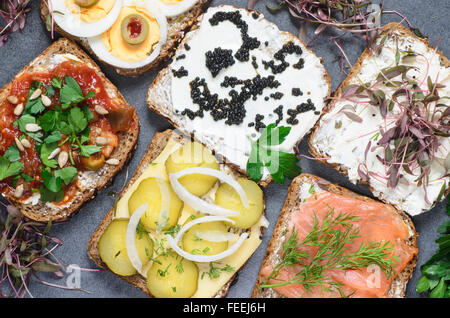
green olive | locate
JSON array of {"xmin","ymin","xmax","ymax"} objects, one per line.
[
  {"xmin": 74, "ymin": 0, "xmax": 99, "ymax": 8},
  {"xmin": 121, "ymin": 14, "xmax": 149, "ymax": 45}
]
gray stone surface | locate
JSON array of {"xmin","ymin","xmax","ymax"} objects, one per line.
[{"xmin": 0, "ymin": 0, "xmax": 448, "ymax": 298}]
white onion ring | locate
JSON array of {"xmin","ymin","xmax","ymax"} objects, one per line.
[
  {"xmin": 125, "ymin": 203, "xmax": 149, "ymax": 275},
  {"xmin": 156, "ymin": 176, "xmax": 170, "ymax": 233},
  {"xmin": 168, "ymin": 167, "xmax": 249, "ymax": 217},
  {"xmin": 166, "ymin": 216, "xmax": 249, "ymax": 262},
  {"xmin": 50, "ymin": 0, "xmax": 122, "ymax": 38},
  {"xmin": 87, "ymin": 0, "xmax": 168, "ymax": 69}
]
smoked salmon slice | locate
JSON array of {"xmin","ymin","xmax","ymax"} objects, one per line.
[{"xmin": 260, "ymin": 191, "xmax": 417, "ymax": 298}]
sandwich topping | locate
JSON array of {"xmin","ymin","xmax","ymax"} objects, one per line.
[
  {"xmin": 260, "ymin": 184, "xmax": 418, "ymax": 298},
  {"xmin": 0, "ymin": 58, "xmax": 136, "ymax": 205},
  {"xmin": 98, "ymin": 138, "xmax": 268, "ymax": 298},
  {"xmin": 169, "ymin": 6, "xmax": 329, "ymax": 179},
  {"xmin": 312, "ymin": 28, "xmax": 450, "ymax": 215}
]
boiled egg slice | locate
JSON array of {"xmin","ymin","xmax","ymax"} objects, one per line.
[
  {"xmin": 156, "ymin": 0, "xmax": 200, "ymax": 18},
  {"xmin": 49, "ymin": 0, "xmax": 122, "ymax": 38},
  {"xmin": 87, "ymin": 0, "xmax": 167, "ymax": 69}
]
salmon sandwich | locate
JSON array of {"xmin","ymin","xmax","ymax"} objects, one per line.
[{"xmin": 253, "ymin": 174, "xmax": 418, "ymax": 298}]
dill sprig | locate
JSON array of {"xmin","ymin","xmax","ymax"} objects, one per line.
[{"xmin": 260, "ymin": 209, "xmax": 398, "ymax": 296}]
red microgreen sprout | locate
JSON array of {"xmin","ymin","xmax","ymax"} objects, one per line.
[{"xmin": 0, "ymin": 0, "xmax": 32, "ymax": 48}]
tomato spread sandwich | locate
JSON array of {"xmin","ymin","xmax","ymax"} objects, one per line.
[
  {"xmin": 147, "ymin": 5, "xmax": 330, "ymax": 186},
  {"xmin": 88, "ymin": 129, "xmax": 268, "ymax": 298},
  {"xmin": 253, "ymin": 174, "xmax": 418, "ymax": 298},
  {"xmin": 40, "ymin": 0, "xmax": 211, "ymax": 75},
  {"xmin": 309, "ymin": 23, "xmax": 450, "ymax": 216},
  {"xmin": 0, "ymin": 38, "xmax": 139, "ymax": 222}
]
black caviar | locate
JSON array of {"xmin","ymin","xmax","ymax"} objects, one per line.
[
  {"xmin": 205, "ymin": 48, "xmax": 235, "ymax": 77},
  {"xmin": 209, "ymin": 11, "xmax": 260, "ymax": 62},
  {"xmin": 292, "ymin": 87, "xmax": 303, "ymax": 96},
  {"xmin": 182, "ymin": 75, "xmax": 280, "ymax": 126},
  {"xmin": 286, "ymin": 99, "xmax": 316, "ymax": 125},
  {"xmin": 176, "ymin": 54, "xmax": 186, "ymax": 61},
  {"xmin": 184, "ymin": 43, "xmax": 191, "ymax": 51},
  {"xmin": 251, "ymin": 12, "xmax": 259, "ymax": 19},
  {"xmin": 262, "ymin": 42, "xmax": 304, "ymax": 74},
  {"xmin": 273, "ymin": 105, "xmax": 283, "ymax": 125},
  {"xmin": 172, "ymin": 66, "xmax": 188, "ymax": 78},
  {"xmin": 254, "ymin": 114, "xmax": 266, "ymax": 131},
  {"xmin": 251, "ymin": 56, "xmax": 258, "ymax": 69},
  {"xmin": 270, "ymin": 92, "xmax": 284, "ymax": 100}
]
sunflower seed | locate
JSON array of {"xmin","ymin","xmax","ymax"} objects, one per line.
[
  {"xmin": 41, "ymin": 95, "xmax": 52, "ymax": 107},
  {"xmin": 58, "ymin": 151, "xmax": 68, "ymax": 168},
  {"xmin": 15, "ymin": 138, "xmax": 24, "ymax": 152},
  {"xmin": 48, "ymin": 147, "xmax": 61, "ymax": 160},
  {"xmin": 95, "ymin": 137, "xmax": 109, "ymax": 146},
  {"xmin": 13, "ymin": 103, "xmax": 24, "ymax": 116},
  {"xmin": 94, "ymin": 105, "xmax": 109, "ymax": 115},
  {"xmin": 106, "ymin": 158, "xmax": 119, "ymax": 165},
  {"xmin": 25, "ymin": 123, "xmax": 42, "ymax": 132},
  {"xmin": 14, "ymin": 184, "xmax": 24, "ymax": 198},
  {"xmin": 7, "ymin": 95, "xmax": 19, "ymax": 104},
  {"xmin": 20, "ymin": 138, "xmax": 31, "ymax": 148},
  {"xmin": 29, "ymin": 88, "xmax": 42, "ymax": 100}
]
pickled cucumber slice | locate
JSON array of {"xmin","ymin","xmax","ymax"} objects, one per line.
[
  {"xmin": 182, "ymin": 221, "xmax": 229, "ymax": 256},
  {"xmin": 146, "ymin": 252, "xmax": 198, "ymax": 298},
  {"xmin": 215, "ymin": 178, "xmax": 263, "ymax": 229},
  {"xmin": 74, "ymin": 0, "xmax": 99, "ymax": 7},
  {"xmin": 166, "ymin": 142, "xmax": 220, "ymax": 196},
  {"xmin": 98, "ymin": 220, "xmax": 154, "ymax": 276},
  {"xmin": 128, "ymin": 177, "xmax": 183, "ymax": 231}
]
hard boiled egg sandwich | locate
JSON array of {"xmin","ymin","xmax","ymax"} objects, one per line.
[
  {"xmin": 40, "ymin": 0, "xmax": 210, "ymax": 75},
  {"xmin": 88, "ymin": 130, "xmax": 268, "ymax": 298}
]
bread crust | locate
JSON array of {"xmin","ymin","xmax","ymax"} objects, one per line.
[
  {"xmin": 308, "ymin": 22, "xmax": 450, "ymax": 210},
  {"xmin": 87, "ymin": 129, "xmax": 265, "ymax": 298},
  {"xmin": 252, "ymin": 173, "xmax": 418, "ymax": 298},
  {"xmin": 146, "ymin": 5, "xmax": 331, "ymax": 187},
  {"xmin": 0, "ymin": 38, "xmax": 140, "ymax": 222},
  {"xmin": 39, "ymin": 0, "xmax": 211, "ymax": 76}
]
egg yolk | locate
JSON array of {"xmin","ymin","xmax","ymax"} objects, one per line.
[
  {"xmin": 160, "ymin": 0, "xmax": 184, "ymax": 4},
  {"xmin": 65, "ymin": 0, "xmax": 115, "ymax": 23},
  {"xmin": 101, "ymin": 6, "xmax": 160, "ymax": 63}
]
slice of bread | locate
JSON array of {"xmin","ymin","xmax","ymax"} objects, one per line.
[
  {"xmin": 39, "ymin": 0, "xmax": 211, "ymax": 76},
  {"xmin": 147, "ymin": 5, "xmax": 331, "ymax": 186},
  {"xmin": 87, "ymin": 129, "xmax": 266, "ymax": 298},
  {"xmin": 0, "ymin": 38, "xmax": 139, "ymax": 222},
  {"xmin": 252, "ymin": 173, "xmax": 418, "ymax": 298},
  {"xmin": 308, "ymin": 23, "xmax": 450, "ymax": 216}
]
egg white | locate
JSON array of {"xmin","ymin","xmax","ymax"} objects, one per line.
[
  {"xmin": 49, "ymin": 0, "xmax": 122, "ymax": 38},
  {"xmin": 87, "ymin": 0, "xmax": 168, "ymax": 69},
  {"xmin": 155, "ymin": 0, "xmax": 200, "ymax": 18}
]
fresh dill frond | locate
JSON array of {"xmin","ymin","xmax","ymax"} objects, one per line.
[{"xmin": 260, "ymin": 209, "xmax": 398, "ymax": 296}]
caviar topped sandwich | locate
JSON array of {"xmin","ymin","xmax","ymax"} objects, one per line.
[{"xmin": 0, "ymin": 38, "xmax": 138, "ymax": 221}]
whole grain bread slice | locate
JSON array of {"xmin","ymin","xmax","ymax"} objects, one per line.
[
  {"xmin": 0, "ymin": 38, "xmax": 139, "ymax": 222},
  {"xmin": 39, "ymin": 0, "xmax": 211, "ymax": 76},
  {"xmin": 147, "ymin": 5, "xmax": 331, "ymax": 187},
  {"xmin": 87, "ymin": 129, "xmax": 266, "ymax": 298},
  {"xmin": 252, "ymin": 173, "xmax": 418, "ymax": 298},
  {"xmin": 308, "ymin": 22, "xmax": 450, "ymax": 215}
]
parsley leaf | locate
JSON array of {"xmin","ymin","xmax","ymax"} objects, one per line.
[
  {"xmin": 54, "ymin": 166, "xmax": 77, "ymax": 185},
  {"xmin": 246, "ymin": 123, "xmax": 301, "ymax": 183},
  {"xmin": 25, "ymin": 81, "xmax": 45, "ymax": 115},
  {"xmin": 79, "ymin": 144, "xmax": 102, "ymax": 157},
  {"xmin": 0, "ymin": 156, "xmax": 23, "ymax": 181},
  {"xmin": 4, "ymin": 144, "xmax": 21, "ymax": 162},
  {"xmin": 42, "ymin": 169, "xmax": 62, "ymax": 193},
  {"xmin": 39, "ymin": 142, "xmax": 58, "ymax": 168},
  {"xmin": 68, "ymin": 107, "xmax": 88, "ymax": 133},
  {"xmin": 44, "ymin": 130, "xmax": 62, "ymax": 144},
  {"xmin": 60, "ymin": 76, "xmax": 85, "ymax": 105}
]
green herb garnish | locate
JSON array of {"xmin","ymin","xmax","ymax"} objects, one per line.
[
  {"xmin": 416, "ymin": 198, "xmax": 450, "ymax": 298},
  {"xmin": 246, "ymin": 123, "xmax": 301, "ymax": 184}
]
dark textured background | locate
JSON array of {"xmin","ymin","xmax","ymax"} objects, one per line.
[{"xmin": 0, "ymin": 0, "xmax": 448, "ymax": 298}]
